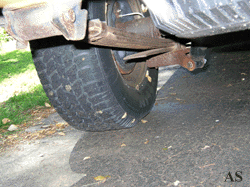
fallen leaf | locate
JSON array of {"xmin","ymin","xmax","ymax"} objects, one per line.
[
  {"xmin": 45, "ymin": 102, "xmax": 51, "ymax": 107},
  {"xmin": 199, "ymin": 163, "xmax": 215, "ymax": 169},
  {"xmin": 2, "ymin": 118, "xmax": 11, "ymax": 124},
  {"xmin": 94, "ymin": 175, "xmax": 110, "ymax": 181},
  {"xmin": 95, "ymin": 110, "xmax": 103, "ymax": 114},
  {"xmin": 121, "ymin": 143, "xmax": 126, "ymax": 147},
  {"xmin": 176, "ymin": 98, "xmax": 182, "ymax": 101},
  {"xmin": 233, "ymin": 147, "xmax": 239, "ymax": 151},
  {"xmin": 144, "ymin": 140, "xmax": 149, "ymax": 144},
  {"xmin": 146, "ymin": 75, "xmax": 152, "ymax": 82},
  {"xmin": 170, "ymin": 93, "xmax": 177, "ymax": 96},
  {"xmin": 7, "ymin": 134, "xmax": 18, "ymax": 139},
  {"xmin": 83, "ymin": 156, "xmax": 91, "ymax": 160},
  {"xmin": 41, "ymin": 125, "xmax": 51, "ymax": 129},
  {"xmin": 46, "ymin": 130, "xmax": 56, "ymax": 135},
  {"xmin": 227, "ymin": 84, "xmax": 232, "ymax": 87},
  {"xmin": 162, "ymin": 147, "xmax": 168, "ymax": 150},
  {"xmin": 202, "ymin": 145, "xmax": 210, "ymax": 150},
  {"xmin": 58, "ymin": 132, "xmax": 65, "ymax": 136},
  {"xmin": 141, "ymin": 119, "xmax": 148, "ymax": 123},
  {"xmin": 121, "ymin": 112, "xmax": 127, "ymax": 119},
  {"xmin": 56, "ymin": 123, "xmax": 66, "ymax": 129},
  {"xmin": 155, "ymin": 102, "xmax": 158, "ymax": 106},
  {"xmin": 174, "ymin": 180, "xmax": 180, "ymax": 186}
]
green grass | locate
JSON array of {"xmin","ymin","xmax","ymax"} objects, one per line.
[
  {"xmin": 0, "ymin": 50, "xmax": 35, "ymax": 84},
  {"xmin": 0, "ymin": 84, "xmax": 50, "ymax": 130},
  {"xmin": 0, "ymin": 49, "xmax": 50, "ymax": 134}
]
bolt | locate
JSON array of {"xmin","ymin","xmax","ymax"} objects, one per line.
[
  {"xmin": 187, "ymin": 61, "xmax": 193, "ymax": 69},
  {"xmin": 63, "ymin": 9, "xmax": 76, "ymax": 23}
]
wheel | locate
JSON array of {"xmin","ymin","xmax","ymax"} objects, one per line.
[{"xmin": 30, "ymin": 0, "xmax": 158, "ymax": 131}]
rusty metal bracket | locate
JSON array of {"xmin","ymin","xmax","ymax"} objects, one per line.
[
  {"xmin": 3, "ymin": 0, "xmax": 87, "ymax": 48},
  {"xmin": 146, "ymin": 48, "xmax": 201, "ymax": 71},
  {"xmin": 88, "ymin": 19, "xmax": 176, "ymax": 50}
]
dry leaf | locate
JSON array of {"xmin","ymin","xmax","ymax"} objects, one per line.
[
  {"xmin": 141, "ymin": 119, "xmax": 148, "ymax": 123},
  {"xmin": 170, "ymin": 93, "xmax": 177, "ymax": 96},
  {"xmin": 121, "ymin": 112, "xmax": 127, "ymax": 119},
  {"xmin": 146, "ymin": 75, "xmax": 152, "ymax": 82},
  {"xmin": 121, "ymin": 143, "xmax": 126, "ymax": 147},
  {"xmin": 2, "ymin": 118, "xmax": 11, "ymax": 124},
  {"xmin": 58, "ymin": 132, "xmax": 65, "ymax": 136},
  {"xmin": 94, "ymin": 175, "xmax": 110, "ymax": 181},
  {"xmin": 144, "ymin": 140, "xmax": 149, "ymax": 144},
  {"xmin": 95, "ymin": 110, "xmax": 103, "ymax": 114},
  {"xmin": 7, "ymin": 134, "xmax": 18, "ymax": 139},
  {"xmin": 45, "ymin": 102, "xmax": 51, "ymax": 107},
  {"xmin": 233, "ymin": 147, "xmax": 239, "ymax": 151},
  {"xmin": 202, "ymin": 145, "xmax": 210, "ymax": 150},
  {"xmin": 56, "ymin": 123, "xmax": 66, "ymax": 129},
  {"xmin": 46, "ymin": 130, "xmax": 56, "ymax": 135},
  {"xmin": 173, "ymin": 180, "xmax": 180, "ymax": 186},
  {"xmin": 176, "ymin": 98, "xmax": 182, "ymax": 101},
  {"xmin": 83, "ymin": 156, "xmax": 91, "ymax": 160}
]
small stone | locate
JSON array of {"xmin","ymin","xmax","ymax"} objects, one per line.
[
  {"xmin": 8, "ymin": 124, "xmax": 18, "ymax": 131},
  {"xmin": 2, "ymin": 118, "xmax": 11, "ymax": 124}
]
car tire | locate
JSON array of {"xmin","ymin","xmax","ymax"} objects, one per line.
[{"xmin": 30, "ymin": 0, "xmax": 158, "ymax": 131}]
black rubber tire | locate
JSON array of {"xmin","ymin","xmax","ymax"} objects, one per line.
[{"xmin": 30, "ymin": 0, "xmax": 158, "ymax": 131}]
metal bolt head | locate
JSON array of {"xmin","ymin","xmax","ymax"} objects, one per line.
[{"xmin": 187, "ymin": 61, "xmax": 193, "ymax": 68}]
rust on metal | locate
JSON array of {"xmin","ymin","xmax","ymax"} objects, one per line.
[
  {"xmin": 116, "ymin": 17, "xmax": 161, "ymax": 38},
  {"xmin": 146, "ymin": 48, "xmax": 198, "ymax": 71},
  {"xmin": 123, "ymin": 48, "xmax": 173, "ymax": 61},
  {"xmin": 3, "ymin": 0, "xmax": 87, "ymax": 47},
  {"xmin": 88, "ymin": 19, "xmax": 176, "ymax": 50},
  {"xmin": 61, "ymin": 9, "xmax": 76, "ymax": 39}
]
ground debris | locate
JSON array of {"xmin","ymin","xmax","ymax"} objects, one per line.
[
  {"xmin": 199, "ymin": 163, "xmax": 215, "ymax": 169},
  {"xmin": 201, "ymin": 145, "xmax": 211, "ymax": 150},
  {"xmin": 94, "ymin": 175, "xmax": 110, "ymax": 181},
  {"xmin": 7, "ymin": 124, "xmax": 18, "ymax": 131},
  {"xmin": 2, "ymin": 118, "xmax": 11, "ymax": 124},
  {"xmin": 45, "ymin": 102, "xmax": 51, "ymax": 108}
]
